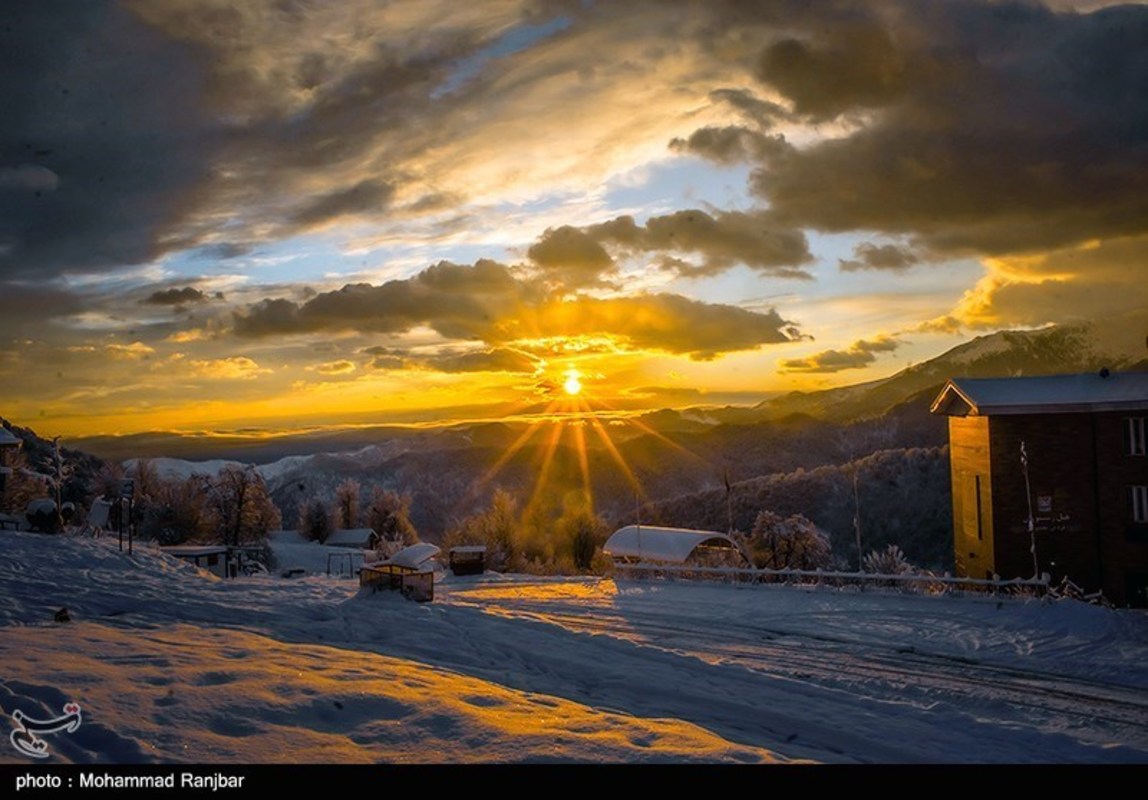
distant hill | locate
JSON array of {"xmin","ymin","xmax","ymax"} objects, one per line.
[{"xmin": 698, "ymin": 319, "xmax": 1148, "ymax": 426}]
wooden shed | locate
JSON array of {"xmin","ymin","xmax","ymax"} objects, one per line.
[
  {"xmin": 449, "ymin": 545, "xmax": 486, "ymax": 576},
  {"xmin": 359, "ymin": 543, "xmax": 440, "ymax": 602}
]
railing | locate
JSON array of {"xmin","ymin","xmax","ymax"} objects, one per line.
[{"xmin": 612, "ymin": 562, "xmax": 1051, "ymax": 596}]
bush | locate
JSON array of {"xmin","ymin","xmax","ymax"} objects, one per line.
[
  {"xmin": 863, "ymin": 544, "xmax": 916, "ymax": 575},
  {"xmin": 741, "ymin": 510, "xmax": 832, "ymax": 570}
]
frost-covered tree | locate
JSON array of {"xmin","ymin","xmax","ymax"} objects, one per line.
[
  {"xmin": 335, "ymin": 478, "xmax": 361, "ymax": 529},
  {"xmin": 210, "ymin": 465, "xmax": 280, "ymax": 547},
  {"xmin": 364, "ymin": 489, "xmax": 419, "ymax": 546},
  {"xmin": 742, "ymin": 510, "xmax": 832, "ymax": 571},
  {"xmin": 555, "ymin": 505, "xmax": 609, "ymax": 572},
  {"xmin": 139, "ymin": 474, "xmax": 215, "ymax": 545},
  {"xmin": 444, "ymin": 488, "xmax": 521, "ymax": 571}
]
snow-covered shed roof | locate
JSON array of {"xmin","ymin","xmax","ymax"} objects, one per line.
[
  {"xmin": 384, "ymin": 543, "xmax": 441, "ymax": 570},
  {"xmin": 930, "ymin": 372, "xmax": 1148, "ymax": 417},
  {"xmin": 603, "ymin": 526, "xmax": 743, "ymax": 565},
  {"xmin": 324, "ymin": 528, "xmax": 378, "ymax": 547},
  {"xmin": 161, "ymin": 545, "xmax": 229, "ymax": 558},
  {"xmin": 0, "ymin": 428, "xmax": 21, "ymax": 448}
]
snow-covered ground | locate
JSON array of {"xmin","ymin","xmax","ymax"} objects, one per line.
[{"xmin": 1, "ymin": 531, "xmax": 1146, "ymax": 764}]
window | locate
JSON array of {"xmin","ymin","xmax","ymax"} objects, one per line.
[
  {"xmin": 1131, "ymin": 486, "xmax": 1148, "ymax": 524},
  {"xmin": 1126, "ymin": 417, "xmax": 1146, "ymax": 456}
]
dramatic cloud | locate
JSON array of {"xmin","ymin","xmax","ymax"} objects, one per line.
[
  {"xmin": 950, "ymin": 235, "xmax": 1148, "ymax": 330},
  {"xmin": 510, "ymin": 294, "xmax": 799, "ymax": 361},
  {"xmin": 142, "ymin": 287, "xmax": 209, "ymax": 306},
  {"xmin": 839, "ymin": 242, "xmax": 920, "ymax": 272},
  {"xmin": 236, "ymin": 259, "xmax": 798, "ymax": 360},
  {"xmin": 779, "ymin": 335, "xmax": 902, "ymax": 373},
  {"xmin": 585, "ymin": 209, "xmax": 812, "ymax": 278},
  {"xmin": 234, "ymin": 259, "xmax": 536, "ymax": 340},
  {"xmin": 744, "ymin": 2, "xmax": 1148, "ymax": 256},
  {"xmin": 361, "ymin": 346, "xmax": 539, "ymax": 374},
  {"xmin": 527, "ymin": 226, "xmax": 617, "ymax": 289},
  {"xmin": 0, "ymin": 3, "xmax": 217, "ymax": 279}
]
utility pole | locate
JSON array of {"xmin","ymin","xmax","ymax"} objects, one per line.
[{"xmin": 1021, "ymin": 440, "xmax": 1039, "ymax": 579}]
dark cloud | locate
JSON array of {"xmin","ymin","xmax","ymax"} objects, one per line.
[
  {"xmin": 142, "ymin": 287, "xmax": 209, "ymax": 306},
  {"xmin": 513, "ymin": 293, "xmax": 799, "ymax": 360},
  {"xmin": 779, "ymin": 335, "xmax": 901, "ymax": 373},
  {"xmin": 585, "ymin": 209, "xmax": 812, "ymax": 278},
  {"xmin": 669, "ymin": 127, "xmax": 786, "ymax": 166},
  {"xmin": 234, "ymin": 259, "xmax": 535, "ymax": 340},
  {"xmin": 236, "ymin": 258, "xmax": 798, "ymax": 360},
  {"xmin": 527, "ymin": 225, "xmax": 616, "ymax": 289},
  {"xmin": 0, "ymin": 284, "xmax": 83, "ymax": 334},
  {"xmin": 0, "ymin": 3, "xmax": 217, "ymax": 279},
  {"xmin": 758, "ymin": 23, "xmax": 910, "ymax": 121},
  {"xmin": 359, "ymin": 345, "xmax": 538, "ymax": 374},
  {"xmin": 421, "ymin": 348, "xmax": 540, "ymax": 374},
  {"xmin": 743, "ymin": 3, "xmax": 1148, "ymax": 255},
  {"xmin": 289, "ymin": 180, "xmax": 395, "ymax": 230},
  {"xmin": 839, "ymin": 242, "xmax": 919, "ymax": 272}
]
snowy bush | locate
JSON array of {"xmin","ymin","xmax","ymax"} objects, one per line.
[
  {"xmin": 742, "ymin": 511, "xmax": 832, "ymax": 570},
  {"xmin": 862, "ymin": 544, "xmax": 916, "ymax": 575}
]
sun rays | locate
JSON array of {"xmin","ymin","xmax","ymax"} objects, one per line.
[{"xmin": 460, "ymin": 361, "xmax": 713, "ymax": 530}]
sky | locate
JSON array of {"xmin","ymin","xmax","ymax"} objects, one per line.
[{"xmin": 2, "ymin": 0, "xmax": 1147, "ymax": 437}]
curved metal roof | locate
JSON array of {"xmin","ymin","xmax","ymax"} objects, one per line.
[{"xmin": 603, "ymin": 525, "xmax": 744, "ymax": 564}]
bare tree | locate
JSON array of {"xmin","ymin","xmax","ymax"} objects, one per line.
[{"xmin": 210, "ymin": 465, "xmax": 280, "ymax": 547}]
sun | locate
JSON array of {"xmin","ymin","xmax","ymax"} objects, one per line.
[{"xmin": 563, "ymin": 369, "xmax": 583, "ymax": 396}]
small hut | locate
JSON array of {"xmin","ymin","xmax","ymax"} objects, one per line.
[
  {"xmin": 359, "ymin": 543, "xmax": 440, "ymax": 602},
  {"xmin": 449, "ymin": 545, "xmax": 486, "ymax": 576},
  {"xmin": 161, "ymin": 545, "xmax": 233, "ymax": 578}
]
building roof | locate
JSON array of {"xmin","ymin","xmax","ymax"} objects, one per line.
[
  {"xmin": 603, "ymin": 525, "xmax": 744, "ymax": 565},
  {"xmin": 324, "ymin": 528, "xmax": 378, "ymax": 547},
  {"xmin": 930, "ymin": 371, "xmax": 1148, "ymax": 417},
  {"xmin": 0, "ymin": 428, "xmax": 21, "ymax": 448},
  {"xmin": 383, "ymin": 543, "xmax": 441, "ymax": 570},
  {"xmin": 161, "ymin": 545, "xmax": 229, "ymax": 557}
]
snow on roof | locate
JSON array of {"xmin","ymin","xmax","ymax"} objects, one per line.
[
  {"xmin": 931, "ymin": 371, "xmax": 1148, "ymax": 417},
  {"xmin": 0, "ymin": 428, "xmax": 21, "ymax": 447},
  {"xmin": 161, "ymin": 546, "xmax": 229, "ymax": 557},
  {"xmin": 269, "ymin": 529, "xmax": 309, "ymax": 545},
  {"xmin": 324, "ymin": 528, "xmax": 377, "ymax": 547},
  {"xmin": 450, "ymin": 545, "xmax": 487, "ymax": 554},
  {"xmin": 603, "ymin": 526, "xmax": 743, "ymax": 565},
  {"xmin": 384, "ymin": 543, "xmax": 441, "ymax": 570}
]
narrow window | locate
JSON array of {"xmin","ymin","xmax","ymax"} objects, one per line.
[
  {"xmin": 1131, "ymin": 486, "xmax": 1148, "ymax": 524},
  {"xmin": 974, "ymin": 475, "xmax": 983, "ymax": 541},
  {"xmin": 1126, "ymin": 418, "xmax": 1146, "ymax": 456}
]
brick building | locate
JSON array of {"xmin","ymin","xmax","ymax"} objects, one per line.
[{"xmin": 931, "ymin": 371, "xmax": 1148, "ymax": 607}]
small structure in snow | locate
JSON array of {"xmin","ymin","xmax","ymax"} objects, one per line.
[
  {"xmin": 324, "ymin": 528, "xmax": 380, "ymax": 549},
  {"xmin": 604, "ymin": 525, "xmax": 748, "ymax": 566},
  {"xmin": 449, "ymin": 545, "xmax": 486, "ymax": 576},
  {"xmin": 360, "ymin": 543, "xmax": 440, "ymax": 602},
  {"xmin": 161, "ymin": 545, "xmax": 233, "ymax": 578}
]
